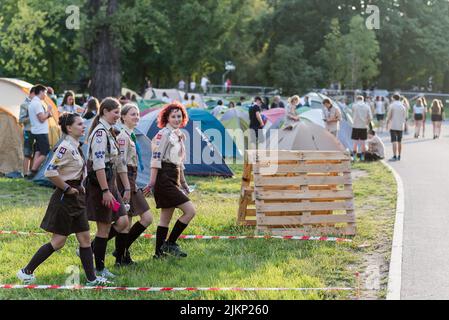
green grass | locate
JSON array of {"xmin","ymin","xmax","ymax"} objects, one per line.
[{"xmin": 0, "ymin": 161, "xmax": 396, "ymax": 300}]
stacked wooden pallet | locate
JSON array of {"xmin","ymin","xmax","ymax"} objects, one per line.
[{"xmin": 237, "ymin": 150, "xmax": 356, "ymax": 236}]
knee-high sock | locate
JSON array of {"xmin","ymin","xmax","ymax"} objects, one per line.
[
  {"xmin": 155, "ymin": 226, "xmax": 169, "ymax": 255},
  {"xmin": 126, "ymin": 221, "xmax": 147, "ymax": 250},
  {"xmin": 168, "ymin": 220, "xmax": 188, "ymax": 244},
  {"xmin": 79, "ymin": 247, "xmax": 96, "ymax": 281},
  {"xmin": 24, "ymin": 243, "xmax": 55, "ymax": 274},
  {"xmin": 115, "ymin": 233, "xmax": 128, "ymax": 261},
  {"xmin": 93, "ymin": 237, "xmax": 108, "ymax": 271}
]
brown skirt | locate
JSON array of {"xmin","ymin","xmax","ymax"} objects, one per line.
[
  {"xmin": 40, "ymin": 181, "xmax": 90, "ymax": 236},
  {"xmin": 117, "ymin": 166, "xmax": 150, "ymax": 216},
  {"xmin": 154, "ymin": 162, "xmax": 190, "ymax": 209},
  {"xmin": 86, "ymin": 170, "xmax": 127, "ymax": 223}
]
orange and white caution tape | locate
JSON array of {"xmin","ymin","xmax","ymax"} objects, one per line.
[
  {"xmin": 0, "ymin": 284, "xmax": 354, "ymax": 292},
  {"xmin": 0, "ymin": 230, "xmax": 352, "ymax": 243}
]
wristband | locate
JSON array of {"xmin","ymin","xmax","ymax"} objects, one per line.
[{"xmin": 102, "ymin": 188, "xmax": 110, "ymax": 194}]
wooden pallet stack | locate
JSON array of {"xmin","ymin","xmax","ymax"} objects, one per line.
[{"xmin": 237, "ymin": 150, "xmax": 356, "ymax": 236}]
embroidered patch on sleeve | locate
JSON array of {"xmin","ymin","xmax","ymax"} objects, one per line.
[
  {"xmin": 96, "ymin": 130, "xmax": 103, "ymax": 137},
  {"xmin": 152, "ymin": 152, "xmax": 161, "ymax": 159},
  {"xmin": 96, "ymin": 137, "xmax": 103, "ymax": 144},
  {"xmin": 47, "ymin": 164, "xmax": 58, "ymax": 171},
  {"xmin": 118, "ymin": 139, "xmax": 126, "ymax": 146},
  {"xmin": 95, "ymin": 151, "xmax": 106, "ymax": 159}
]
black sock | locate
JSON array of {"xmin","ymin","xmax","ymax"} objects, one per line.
[
  {"xmin": 155, "ymin": 226, "xmax": 169, "ymax": 255},
  {"xmin": 93, "ymin": 237, "xmax": 108, "ymax": 271},
  {"xmin": 168, "ymin": 220, "xmax": 189, "ymax": 244},
  {"xmin": 24, "ymin": 243, "xmax": 55, "ymax": 274},
  {"xmin": 79, "ymin": 247, "xmax": 96, "ymax": 282},
  {"xmin": 126, "ymin": 221, "xmax": 147, "ymax": 250},
  {"xmin": 108, "ymin": 225, "xmax": 118, "ymax": 241},
  {"xmin": 115, "ymin": 233, "xmax": 128, "ymax": 261}
]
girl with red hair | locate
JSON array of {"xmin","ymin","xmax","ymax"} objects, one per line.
[{"xmin": 143, "ymin": 103, "xmax": 196, "ymax": 259}]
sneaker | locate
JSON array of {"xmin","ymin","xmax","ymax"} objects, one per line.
[
  {"xmin": 389, "ymin": 156, "xmax": 397, "ymax": 162},
  {"xmin": 398, "ymin": 155, "xmax": 401, "ymax": 161},
  {"xmin": 161, "ymin": 241, "xmax": 188, "ymax": 258},
  {"xmin": 95, "ymin": 268, "xmax": 115, "ymax": 279},
  {"xmin": 17, "ymin": 269, "xmax": 36, "ymax": 284},
  {"xmin": 86, "ymin": 276, "xmax": 113, "ymax": 287}
]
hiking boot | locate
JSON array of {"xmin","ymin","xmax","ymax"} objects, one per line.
[
  {"xmin": 86, "ymin": 276, "xmax": 113, "ymax": 287},
  {"xmin": 161, "ymin": 241, "xmax": 187, "ymax": 258},
  {"xmin": 17, "ymin": 269, "xmax": 36, "ymax": 284}
]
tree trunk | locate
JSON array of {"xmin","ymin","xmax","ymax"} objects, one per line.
[{"xmin": 88, "ymin": 0, "xmax": 121, "ymax": 100}]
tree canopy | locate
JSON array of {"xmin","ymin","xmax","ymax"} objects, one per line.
[{"xmin": 1, "ymin": 0, "xmax": 449, "ymax": 94}]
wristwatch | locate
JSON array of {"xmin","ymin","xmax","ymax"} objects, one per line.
[{"xmin": 101, "ymin": 188, "xmax": 110, "ymax": 194}]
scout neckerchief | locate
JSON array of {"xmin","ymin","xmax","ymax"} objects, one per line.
[{"xmin": 130, "ymin": 131, "xmax": 145, "ymax": 171}]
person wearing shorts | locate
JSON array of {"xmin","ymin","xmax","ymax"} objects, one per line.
[
  {"xmin": 351, "ymin": 96, "xmax": 372, "ymax": 161},
  {"xmin": 387, "ymin": 95, "xmax": 407, "ymax": 161}
]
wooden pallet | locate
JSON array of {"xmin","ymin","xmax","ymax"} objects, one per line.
[{"xmin": 238, "ymin": 150, "xmax": 356, "ymax": 236}]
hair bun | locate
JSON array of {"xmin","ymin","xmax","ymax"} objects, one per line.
[{"xmin": 58, "ymin": 113, "xmax": 68, "ymax": 126}]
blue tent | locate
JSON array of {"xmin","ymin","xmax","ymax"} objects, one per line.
[{"xmin": 144, "ymin": 108, "xmax": 241, "ymax": 159}]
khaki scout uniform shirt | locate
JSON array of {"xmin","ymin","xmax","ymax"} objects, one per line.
[
  {"xmin": 45, "ymin": 135, "xmax": 85, "ymax": 181},
  {"xmin": 117, "ymin": 126, "xmax": 138, "ymax": 173},
  {"xmin": 151, "ymin": 124, "xmax": 186, "ymax": 170},
  {"xmin": 87, "ymin": 118, "xmax": 127, "ymax": 172}
]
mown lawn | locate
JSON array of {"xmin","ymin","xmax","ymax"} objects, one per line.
[{"xmin": 0, "ymin": 162, "xmax": 396, "ymax": 300}]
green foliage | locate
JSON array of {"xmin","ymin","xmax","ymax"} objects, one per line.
[{"xmin": 270, "ymin": 43, "xmax": 320, "ymax": 95}]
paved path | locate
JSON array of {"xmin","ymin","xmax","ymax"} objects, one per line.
[{"xmin": 380, "ymin": 121, "xmax": 449, "ymax": 300}]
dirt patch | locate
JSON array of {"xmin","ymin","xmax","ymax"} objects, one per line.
[{"xmin": 352, "ymin": 169, "xmax": 369, "ymax": 181}]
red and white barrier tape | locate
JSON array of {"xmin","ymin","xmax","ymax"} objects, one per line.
[
  {"xmin": 0, "ymin": 230, "xmax": 352, "ymax": 243},
  {"xmin": 0, "ymin": 284, "xmax": 354, "ymax": 293}
]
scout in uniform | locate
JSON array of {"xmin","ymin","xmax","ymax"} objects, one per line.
[
  {"xmin": 114, "ymin": 104, "xmax": 153, "ymax": 265},
  {"xmin": 17, "ymin": 113, "xmax": 109, "ymax": 286},
  {"xmin": 143, "ymin": 102, "xmax": 196, "ymax": 259},
  {"xmin": 85, "ymin": 97, "xmax": 130, "ymax": 279}
]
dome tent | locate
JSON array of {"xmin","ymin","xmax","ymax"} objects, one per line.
[{"xmin": 0, "ymin": 108, "xmax": 23, "ymax": 176}]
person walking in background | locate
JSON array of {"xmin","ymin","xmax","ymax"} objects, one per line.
[
  {"xmin": 351, "ymin": 96, "xmax": 372, "ymax": 161},
  {"xmin": 248, "ymin": 96, "xmax": 266, "ymax": 148},
  {"xmin": 82, "ymin": 98, "xmax": 100, "ymax": 120},
  {"xmin": 375, "ymin": 96, "xmax": 386, "ymax": 133},
  {"xmin": 413, "ymin": 98, "xmax": 426, "ymax": 138},
  {"xmin": 387, "ymin": 94, "xmax": 407, "ymax": 161},
  {"xmin": 201, "ymin": 76, "xmax": 209, "ymax": 94},
  {"xmin": 401, "ymin": 96, "xmax": 411, "ymax": 135},
  {"xmin": 19, "ymin": 86, "xmax": 36, "ymax": 177},
  {"xmin": 59, "ymin": 91, "xmax": 84, "ymax": 115},
  {"xmin": 28, "ymin": 84, "xmax": 53, "ymax": 179},
  {"xmin": 225, "ymin": 78, "xmax": 232, "ymax": 94},
  {"xmin": 178, "ymin": 79, "xmax": 186, "ymax": 91},
  {"xmin": 190, "ymin": 79, "xmax": 196, "ymax": 92},
  {"xmin": 283, "ymin": 96, "xmax": 301, "ymax": 130},
  {"xmin": 322, "ymin": 98, "xmax": 342, "ymax": 137},
  {"xmin": 430, "ymin": 99, "xmax": 444, "ymax": 139},
  {"xmin": 182, "ymin": 93, "xmax": 190, "ymax": 106}
]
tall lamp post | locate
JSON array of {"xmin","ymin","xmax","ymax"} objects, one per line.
[{"xmin": 222, "ymin": 61, "xmax": 236, "ymax": 93}]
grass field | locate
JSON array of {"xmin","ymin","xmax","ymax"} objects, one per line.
[{"xmin": 0, "ymin": 162, "xmax": 396, "ymax": 300}]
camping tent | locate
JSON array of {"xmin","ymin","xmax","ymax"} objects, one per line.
[
  {"xmin": 0, "ymin": 108, "xmax": 23, "ymax": 175},
  {"xmin": 0, "ymin": 78, "xmax": 61, "ymax": 176},
  {"xmin": 219, "ymin": 108, "xmax": 249, "ymax": 156},
  {"xmin": 267, "ymin": 119, "xmax": 345, "ymax": 152},
  {"xmin": 122, "ymin": 88, "xmax": 142, "ymax": 101},
  {"xmin": 0, "ymin": 78, "xmax": 61, "ymax": 147},
  {"xmin": 211, "ymin": 105, "xmax": 228, "ymax": 117},
  {"xmin": 145, "ymin": 88, "xmax": 183, "ymax": 102},
  {"xmin": 140, "ymin": 108, "xmax": 242, "ymax": 159}
]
